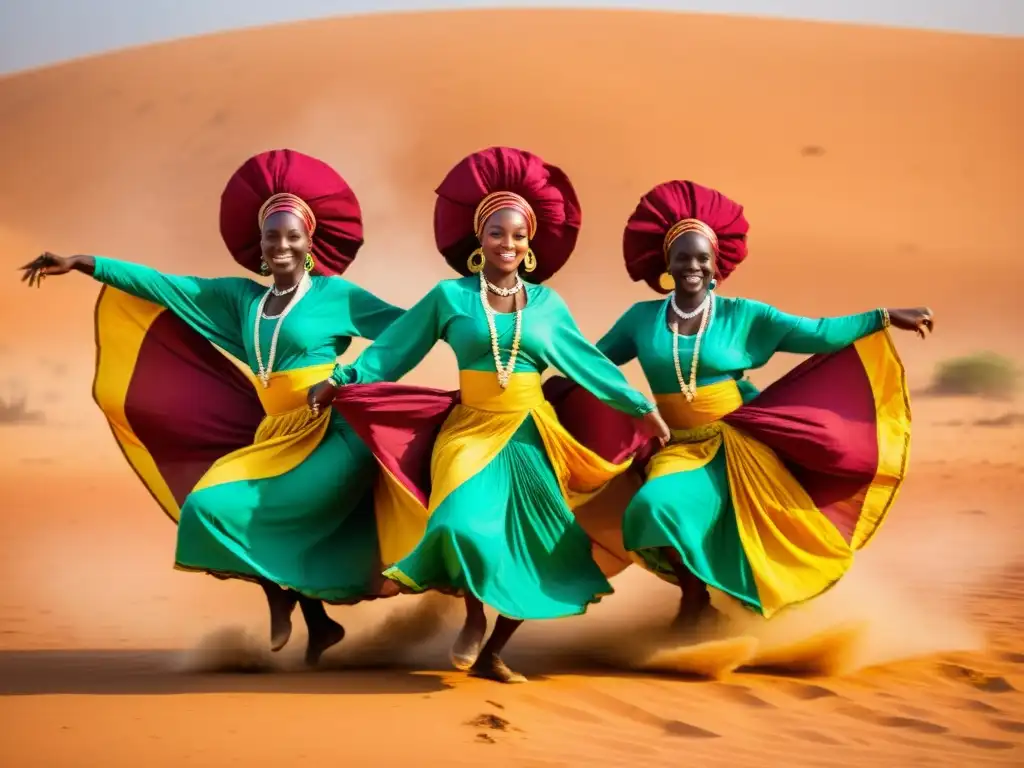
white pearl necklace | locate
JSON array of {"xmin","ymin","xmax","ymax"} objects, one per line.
[
  {"xmin": 671, "ymin": 291, "xmax": 710, "ymax": 321},
  {"xmin": 671, "ymin": 292, "xmax": 714, "ymax": 402},
  {"xmin": 486, "ymin": 276, "xmax": 523, "ymax": 297},
  {"xmin": 271, "ymin": 280, "xmax": 301, "ymax": 297},
  {"xmin": 479, "ymin": 272, "xmax": 523, "ymax": 389},
  {"xmin": 254, "ymin": 272, "xmax": 311, "ymax": 388}
]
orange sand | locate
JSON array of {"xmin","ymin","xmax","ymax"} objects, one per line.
[{"xmin": 0, "ymin": 10, "xmax": 1022, "ymax": 766}]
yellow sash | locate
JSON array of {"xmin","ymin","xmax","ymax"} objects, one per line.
[
  {"xmin": 374, "ymin": 369, "xmax": 634, "ymax": 566},
  {"xmin": 192, "ymin": 364, "xmax": 334, "ymax": 491}
]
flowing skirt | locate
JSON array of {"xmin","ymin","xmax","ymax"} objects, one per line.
[
  {"xmin": 544, "ymin": 331, "xmax": 911, "ymax": 618},
  {"xmin": 336, "ymin": 371, "xmax": 649, "ymax": 620},
  {"xmin": 92, "ymin": 286, "xmax": 414, "ymax": 603}
]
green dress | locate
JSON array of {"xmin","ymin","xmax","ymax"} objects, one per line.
[
  {"xmin": 91, "ymin": 256, "xmax": 404, "ymax": 602},
  {"xmin": 333, "ymin": 275, "xmax": 655, "ymax": 620},
  {"xmin": 597, "ymin": 294, "xmax": 887, "ymax": 615}
]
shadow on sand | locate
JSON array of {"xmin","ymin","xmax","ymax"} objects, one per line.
[{"xmin": 0, "ymin": 649, "xmax": 453, "ymax": 696}]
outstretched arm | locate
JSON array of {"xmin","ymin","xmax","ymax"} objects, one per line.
[
  {"xmin": 745, "ymin": 300, "xmax": 933, "ymax": 364},
  {"xmin": 22, "ymin": 252, "xmax": 249, "ymax": 359},
  {"xmin": 747, "ymin": 300, "xmax": 887, "ymax": 358}
]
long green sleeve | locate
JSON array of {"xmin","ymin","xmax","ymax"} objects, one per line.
[
  {"xmin": 332, "ymin": 284, "xmax": 443, "ymax": 385},
  {"xmin": 337, "ymin": 280, "xmax": 405, "ymax": 340},
  {"xmin": 93, "ymin": 256, "xmax": 251, "ymax": 360},
  {"xmin": 595, "ymin": 304, "xmax": 640, "ymax": 366},
  {"xmin": 543, "ymin": 295, "xmax": 654, "ymax": 416},
  {"xmin": 746, "ymin": 300, "xmax": 885, "ymax": 359}
]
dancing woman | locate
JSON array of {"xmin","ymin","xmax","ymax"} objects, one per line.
[
  {"xmin": 21, "ymin": 149, "xmax": 410, "ymax": 665},
  {"xmin": 308, "ymin": 147, "xmax": 670, "ymax": 682},
  {"xmin": 548, "ymin": 180, "xmax": 933, "ymax": 628}
]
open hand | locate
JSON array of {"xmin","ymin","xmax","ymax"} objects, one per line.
[
  {"xmin": 888, "ymin": 307, "xmax": 935, "ymax": 339},
  {"xmin": 20, "ymin": 252, "xmax": 76, "ymax": 287}
]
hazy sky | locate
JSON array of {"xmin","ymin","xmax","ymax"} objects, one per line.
[{"xmin": 1, "ymin": 0, "xmax": 1021, "ymax": 75}]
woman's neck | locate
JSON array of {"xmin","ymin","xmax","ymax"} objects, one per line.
[
  {"xmin": 273, "ymin": 271, "xmax": 304, "ymax": 291},
  {"xmin": 482, "ymin": 265, "xmax": 519, "ymax": 289},
  {"xmin": 673, "ymin": 288, "xmax": 707, "ymax": 312}
]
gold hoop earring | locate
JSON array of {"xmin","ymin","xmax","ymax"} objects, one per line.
[
  {"xmin": 523, "ymin": 248, "xmax": 537, "ymax": 273},
  {"xmin": 304, "ymin": 253, "xmax": 315, "ymax": 273},
  {"xmin": 658, "ymin": 272, "xmax": 674, "ymax": 291},
  {"xmin": 467, "ymin": 247, "xmax": 484, "ymax": 274},
  {"xmin": 260, "ymin": 260, "xmax": 270, "ymax": 276}
]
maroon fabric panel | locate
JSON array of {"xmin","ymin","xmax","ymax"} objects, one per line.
[
  {"xmin": 724, "ymin": 346, "xmax": 878, "ymax": 477},
  {"xmin": 333, "ymin": 384, "xmax": 459, "ymax": 508},
  {"xmin": 124, "ymin": 311, "xmax": 264, "ymax": 506},
  {"xmin": 543, "ymin": 375, "xmax": 653, "ymax": 465},
  {"xmin": 332, "ymin": 376, "xmax": 649, "ymax": 510},
  {"xmin": 545, "ymin": 347, "xmax": 884, "ymax": 544},
  {"xmin": 723, "ymin": 347, "xmax": 879, "ymax": 541}
]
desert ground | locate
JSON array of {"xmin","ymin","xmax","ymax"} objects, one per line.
[{"xmin": 0, "ymin": 9, "xmax": 1021, "ymax": 767}]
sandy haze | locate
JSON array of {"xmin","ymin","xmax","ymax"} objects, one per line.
[{"xmin": 0, "ymin": 9, "xmax": 1022, "ymax": 767}]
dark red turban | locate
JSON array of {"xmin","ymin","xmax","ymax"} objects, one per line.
[
  {"xmin": 433, "ymin": 146, "xmax": 582, "ymax": 284},
  {"xmin": 623, "ymin": 180, "xmax": 749, "ymax": 293},
  {"xmin": 220, "ymin": 149, "xmax": 364, "ymax": 277}
]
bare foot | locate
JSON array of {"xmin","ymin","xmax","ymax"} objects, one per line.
[
  {"xmin": 305, "ymin": 619, "xmax": 345, "ymax": 667},
  {"xmin": 268, "ymin": 590, "xmax": 299, "ymax": 652},
  {"xmin": 378, "ymin": 579, "xmax": 401, "ymax": 598},
  {"xmin": 670, "ymin": 598, "xmax": 725, "ymax": 640},
  {"xmin": 450, "ymin": 618, "xmax": 486, "ymax": 671},
  {"xmin": 469, "ymin": 654, "xmax": 527, "ymax": 684}
]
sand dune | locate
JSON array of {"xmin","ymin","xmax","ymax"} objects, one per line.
[{"xmin": 1, "ymin": 9, "xmax": 1022, "ymax": 767}]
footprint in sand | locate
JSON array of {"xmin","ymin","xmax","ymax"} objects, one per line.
[
  {"xmin": 466, "ymin": 713, "xmax": 517, "ymax": 745},
  {"xmin": 466, "ymin": 713, "xmax": 513, "ymax": 732}
]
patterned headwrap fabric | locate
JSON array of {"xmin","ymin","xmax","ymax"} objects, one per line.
[{"xmin": 257, "ymin": 193, "xmax": 317, "ymax": 236}]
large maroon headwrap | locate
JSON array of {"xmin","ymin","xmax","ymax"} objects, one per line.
[
  {"xmin": 220, "ymin": 149, "xmax": 364, "ymax": 277},
  {"xmin": 433, "ymin": 146, "xmax": 582, "ymax": 284},
  {"xmin": 623, "ymin": 180, "xmax": 749, "ymax": 294}
]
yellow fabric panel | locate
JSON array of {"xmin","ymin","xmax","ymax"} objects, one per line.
[
  {"xmin": 720, "ymin": 423, "xmax": 852, "ymax": 618},
  {"xmin": 851, "ymin": 330, "xmax": 912, "ymax": 550},
  {"xmin": 374, "ymin": 465, "xmax": 432, "ymax": 566},
  {"xmin": 654, "ymin": 379, "xmax": 743, "ymax": 429},
  {"xmin": 255, "ymin": 363, "xmax": 334, "ymax": 416},
  {"xmin": 92, "ymin": 288, "xmax": 180, "ymax": 520}
]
